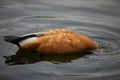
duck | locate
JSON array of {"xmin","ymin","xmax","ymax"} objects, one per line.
[{"xmin": 4, "ymin": 29, "xmax": 99, "ymax": 54}]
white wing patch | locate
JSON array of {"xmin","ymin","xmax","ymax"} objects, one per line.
[{"xmin": 19, "ymin": 37, "xmax": 37, "ymax": 47}]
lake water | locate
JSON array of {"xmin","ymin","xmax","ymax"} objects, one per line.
[{"xmin": 0, "ymin": 0, "xmax": 120, "ymax": 80}]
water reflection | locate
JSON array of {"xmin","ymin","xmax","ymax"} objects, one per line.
[{"xmin": 4, "ymin": 49, "xmax": 92, "ymax": 65}]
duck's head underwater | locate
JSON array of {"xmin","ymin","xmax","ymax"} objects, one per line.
[{"xmin": 4, "ymin": 29, "xmax": 99, "ymax": 54}]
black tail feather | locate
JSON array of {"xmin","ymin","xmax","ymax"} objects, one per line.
[
  {"xmin": 3, "ymin": 34, "xmax": 37, "ymax": 45},
  {"xmin": 3, "ymin": 36, "xmax": 20, "ymax": 44}
]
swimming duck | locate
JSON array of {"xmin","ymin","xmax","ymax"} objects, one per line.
[{"xmin": 4, "ymin": 29, "xmax": 99, "ymax": 54}]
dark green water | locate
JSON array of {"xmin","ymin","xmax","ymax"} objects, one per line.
[{"xmin": 0, "ymin": 0, "xmax": 120, "ymax": 80}]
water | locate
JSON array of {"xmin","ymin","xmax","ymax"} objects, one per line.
[{"xmin": 0, "ymin": 0, "xmax": 120, "ymax": 80}]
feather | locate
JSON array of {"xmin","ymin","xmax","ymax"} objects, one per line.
[
  {"xmin": 4, "ymin": 36, "xmax": 20, "ymax": 44},
  {"xmin": 4, "ymin": 33, "xmax": 45, "ymax": 46}
]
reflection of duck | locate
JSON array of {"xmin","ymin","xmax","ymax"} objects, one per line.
[
  {"xmin": 4, "ymin": 29, "xmax": 99, "ymax": 54},
  {"xmin": 4, "ymin": 49, "xmax": 92, "ymax": 65}
]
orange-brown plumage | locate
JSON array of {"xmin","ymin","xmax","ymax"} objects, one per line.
[{"xmin": 18, "ymin": 29, "xmax": 99, "ymax": 54}]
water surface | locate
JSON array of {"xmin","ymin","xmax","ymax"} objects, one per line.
[{"xmin": 0, "ymin": 0, "xmax": 120, "ymax": 80}]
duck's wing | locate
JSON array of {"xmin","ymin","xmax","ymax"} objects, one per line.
[{"xmin": 3, "ymin": 32, "xmax": 45, "ymax": 46}]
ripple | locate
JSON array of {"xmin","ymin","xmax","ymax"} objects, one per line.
[
  {"xmin": 25, "ymin": 16, "xmax": 56, "ymax": 19},
  {"xmin": 65, "ymin": 19, "xmax": 120, "ymax": 57},
  {"xmin": 1, "ymin": 0, "xmax": 120, "ymax": 80}
]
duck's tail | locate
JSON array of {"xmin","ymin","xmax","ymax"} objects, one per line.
[
  {"xmin": 3, "ymin": 32, "xmax": 45, "ymax": 46},
  {"xmin": 4, "ymin": 36, "xmax": 20, "ymax": 45},
  {"xmin": 3, "ymin": 34, "xmax": 37, "ymax": 46}
]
